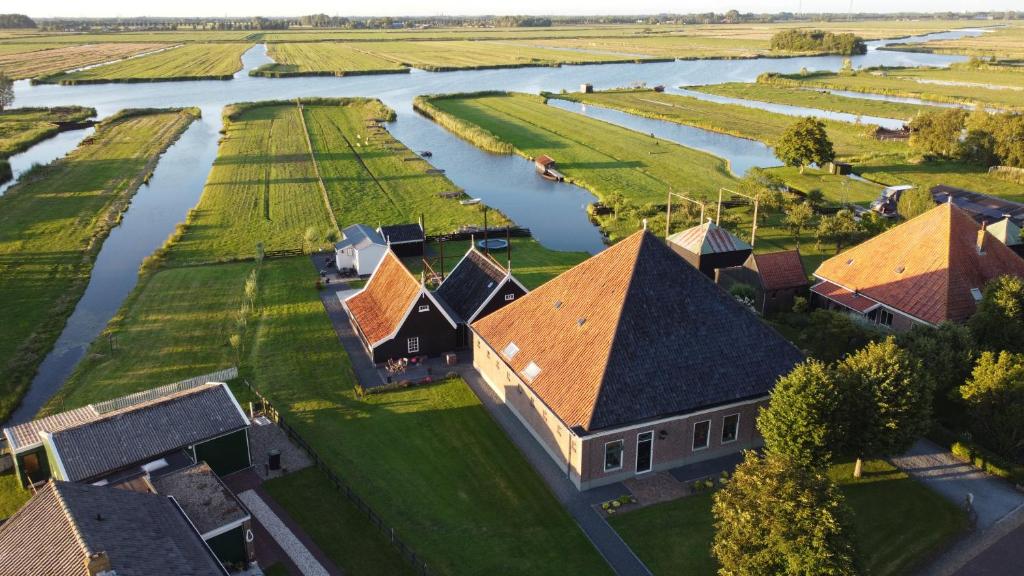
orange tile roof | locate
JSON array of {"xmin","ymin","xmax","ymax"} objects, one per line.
[
  {"xmin": 344, "ymin": 250, "xmax": 422, "ymax": 346},
  {"xmin": 814, "ymin": 203, "xmax": 1024, "ymax": 324},
  {"xmin": 810, "ymin": 281, "xmax": 878, "ymax": 313},
  {"xmin": 752, "ymin": 250, "xmax": 809, "ymax": 291},
  {"xmin": 472, "ymin": 230, "xmax": 803, "ymax": 432}
]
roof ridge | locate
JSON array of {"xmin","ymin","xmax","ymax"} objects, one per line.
[
  {"xmin": 71, "ymin": 383, "xmax": 221, "ymax": 431},
  {"xmin": 51, "ymin": 482, "xmax": 91, "ymax": 561}
]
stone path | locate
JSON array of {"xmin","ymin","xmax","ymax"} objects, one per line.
[{"xmin": 238, "ymin": 490, "xmax": 332, "ymax": 576}]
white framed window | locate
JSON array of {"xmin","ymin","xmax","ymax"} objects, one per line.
[
  {"xmin": 504, "ymin": 293, "xmax": 516, "ymax": 301},
  {"xmin": 418, "ymin": 304, "xmax": 430, "ymax": 313},
  {"xmin": 522, "ymin": 362, "xmax": 542, "ymax": 382},
  {"xmin": 721, "ymin": 414, "xmax": 740, "ymax": 444},
  {"xmin": 502, "ymin": 341, "xmax": 520, "ymax": 359},
  {"xmin": 407, "ymin": 337, "xmax": 420, "ymax": 354},
  {"xmin": 692, "ymin": 420, "xmax": 711, "ymax": 451},
  {"xmin": 877, "ymin": 309, "xmax": 894, "ymax": 327},
  {"xmin": 636, "ymin": 431, "xmax": 654, "ymax": 474},
  {"xmin": 604, "ymin": 440, "xmax": 624, "ymax": 472}
]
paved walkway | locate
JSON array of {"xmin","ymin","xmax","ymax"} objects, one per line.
[{"xmin": 239, "ymin": 489, "xmax": 334, "ymax": 576}]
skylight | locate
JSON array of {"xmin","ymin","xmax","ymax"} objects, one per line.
[
  {"xmin": 971, "ymin": 288, "xmax": 983, "ymax": 302},
  {"xmin": 522, "ymin": 362, "xmax": 542, "ymax": 382},
  {"xmin": 502, "ymin": 341, "xmax": 520, "ymax": 359}
]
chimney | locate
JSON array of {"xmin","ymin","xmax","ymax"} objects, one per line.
[
  {"xmin": 85, "ymin": 552, "xmax": 113, "ymax": 576},
  {"xmin": 977, "ymin": 222, "xmax": 988, "ymax": 255}
]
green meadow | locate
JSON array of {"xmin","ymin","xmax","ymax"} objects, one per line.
[
  {"xmin": 689, "ymin": 82, "xmax": 929, "ymax": 119},
  {"xmin": 0, "ymin": 42, "xmax": 165, "ymax": 80},
  {"xmin": 255, "ymin": 42, "xmax": 409, "ymax": 76},
  {"xmin": 46, "ymin": 43, "xmax": 251, "ymax": 83}
]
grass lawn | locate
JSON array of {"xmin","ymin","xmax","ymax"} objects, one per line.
[
  {"xmin": 857, "ymin": 159, "xmax": 1024, "ymax": 203},
  {"xmin": 256, "ymin": 42, "xmax": 408, "ymax": 76},
  {"xmin": 767, "ymin": 166, "xmax": 884, "ymax": 204},
  {"xmin": 690, "ymin": 82, "xmax": 929, "ymax": 120},
  {"xmin": 549, "ymin": 89, "xmax": 907, "ymax": 160},
  {"xmin": 0, "ymin": 471, "xmax": 30, "ymax": 519},
  {"xmin": 48, "ymin": 43, "xmax": 251, "ymax": 83},
  {"xmin": 886, "ymin": 25, "xmax": 1024, "ymax": 60},
  {"xmin": 519, "ymin": 35, "xmax": 770, "ymax": 59},
  {"xmin": 352, "ymin": 40, "xmax": 647, "ymax": 71},
  {"xmin": 610, "ymin": 459, "xmax": 965, "ymax": 576},
  {"xmin": 421, "ymin": 92, "xmax": 736, "ymax": 240},
  {"xmin": 0, "ymin": 42, "xmax": 166, "ymax": 80},
  {"xmin": 0, "ymin": 108, "xmax": 199, "ymax": 423},
  {"xmin": 263, "ymin": 468, "xmax": 416, "ymax": 576},
  {"xmin": 0, "ymin": 106, "xmax": 96, "ymax": 157}
]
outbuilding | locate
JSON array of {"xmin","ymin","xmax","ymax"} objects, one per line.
[
  {"xmin": 335, "ymin": 224, "xmax": 387, "ymax": 275},
  {"xmin": 378, "ymin": 222, "xmax": 425, "ymax": 257},
  {"xmin": 667, "ymin": 219, "xmax": 752, "ymax": 278},
  {"xmin": 435, "ymin": 246, "xmax": 527, "ymax": 347},
  {"xmin": 716, "ymin": 250, "xmax": 810, "ymax": 315}
]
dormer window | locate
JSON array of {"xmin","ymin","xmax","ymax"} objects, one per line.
[
  {"xmin": 522, "ymin": 362, "xmax": 542, "ymax": 382},
  {"xmin": 502, "ymin": 341, "xmax": 520, "ymax": 359},
  {"xmin": 971, "ymin": 288, "xmax": 983, "ymax": 303}
]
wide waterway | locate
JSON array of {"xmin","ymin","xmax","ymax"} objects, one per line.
[{"xmin": 3, "ymin": 29, "xmax": 980, "ymax": 423}]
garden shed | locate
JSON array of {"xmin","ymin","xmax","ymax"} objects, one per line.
[
  {"xmin": 334, "ymin": 224, "xmax": 387, "ymax": 275},
  {"xmin": 378, "ymin": 222, "xmax": 425, "ymax": 257},
  {"xmin": 716, "ymin": 250, "xmax": 809, "ymax": 315},
  {"xmin": 667, "ymin": 219, "xmax": 752, "ymax": 278},
  {"xmin": 435, "ymin": 246, "xmax": 527, "ymax": 347}
]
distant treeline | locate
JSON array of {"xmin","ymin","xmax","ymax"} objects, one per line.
[
  {"xmin": 35, "ymin": 11, "xmax": 1019, "ymax": 32},
  {"xmin": 0, "ymin": 14, "xmax": 36, "ymax": 29},
  {"xmin": 770, "ymin": 29, "xmax": 867, "ymax": 55}
]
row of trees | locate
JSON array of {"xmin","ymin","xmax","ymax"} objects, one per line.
[
  {"xmin": 0, "ymin": 14, "xmax": 35, "ymax": 29},
  {"xmin": 770, "ymin": 29, "xmax": 868, "ymax": 55},
  {"xmin": 910, "ymin": 108, "xmax": 1024, "ymax": 168}
]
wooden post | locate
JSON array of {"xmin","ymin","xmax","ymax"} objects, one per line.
[
  {"xmin": 506, "ymin": 227, "xmax": 512, "ymax": 270},
  {"xmin": 751, "ymin": 198, "xmax": 759, "ymax": 247},
  {"xmin": 483, "ymin": 207, "xmax": 489, "ymax": 257},
  {"xmin": 716, "ymin": 188, "xmax": 724, "ymax": 225},
  {"xmin": 665, "ymin": 190, "xmax": 673, "ymax": 238}
]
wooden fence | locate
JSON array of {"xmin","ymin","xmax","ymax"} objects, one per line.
[{"xmin": 240, "ymin": 379, "xmax": 433, "ymax": 576}]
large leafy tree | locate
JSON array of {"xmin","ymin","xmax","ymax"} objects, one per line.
[
  {"xmin": 0, "ymin": 73, "xmax": 13, "ymax": 112},
  {"xmin": 895, "ymin": 323, "xmax": 976, "ymax": 420},
  {"xmin": 835, "ymin": 338, "xmax": 933, "ymax": 478},
  {"xmin": 776, "ymin": 117, "xmax": 835, "ymax": 174},
  {"xmin": 784, "ymin": 200, "xmax": 814, "ymax": 247},
  {"xmin": 909, "ymin": 109, "xmax": 967, "ymax": 158},
  {"xmin": 969, "ymin": 275, "xmax": 1024, "ymax": 354},
  {"xmin": 758, "ymin": 360, "xmax": 845, "ymax": 468},
  {"xmin": 712, "ymin": 451, "xmax": 859, "ymax": 576},
  {"xmin": 815, "ymin": 209, "xmax": 860, "ymax": 252},
  {"xmin": 896, "ymin": 188, "xmax": 936, "ymax": 221},
  {"xmin": 960, "ymin": 351, "xmax": 1024, "ymax": 457}
]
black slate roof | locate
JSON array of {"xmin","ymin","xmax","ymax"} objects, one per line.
[
  {"xmin": 49, "ymin": 383, "xmax": 248, "ymax": 482},
  {"xmin": 379, "ymin": 223, "xmax": 424, "ymax": 244},
  {"xmin": 435, "ymin": 249, "xmax": 510, "ymax": 322},
  {"xmin": 0, "ymin": 481, "xmax": 226, "ymax": 576}
]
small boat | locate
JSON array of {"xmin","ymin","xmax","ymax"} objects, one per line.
[
  {"xmin": 460, "ymin": 198, "xmax": 482, "ymax": 205},
  {"xmin": 420, "ymin": 150, "xmax": 433, "ymax": 157}
]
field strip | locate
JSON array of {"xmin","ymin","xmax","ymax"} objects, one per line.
[{"xmin": 295, "ymin": 101, "xmax": 341, "ymax": 235}]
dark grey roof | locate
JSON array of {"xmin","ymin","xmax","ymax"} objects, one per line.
[
  {"xmin": 152, "ymin": 463, "xmax": 249, "ymax": 537},
  {"xmin": 932, "ymin": 185, "xmax": 1024, "ymax": 227},
  {"xmin": 0, "ymin": 481, "xmax": 226, "ymax": 576},
  {"xmin": 379, "ymin": 223, "xmax": 424, "ymax": 244},
  {"xmin": 592, "ymin": 233, "xmax": 805, "ymax": 430},
  {"xmin": 435, "ymin": 249, "xmax": 510, "ymax": 322},
  {"xmin": 48, "ymin": 383, "xmax": 248, "ymax": 482},
  {"xmin": 335, "ymin": 224, "xmax": 385, "ymax": 250}
]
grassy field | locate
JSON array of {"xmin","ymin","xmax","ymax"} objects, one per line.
[
  {"xmin": 610, "ymin": 459, "xmax": 964, "ymax": 576},
  {"xmin": 168, "ymin": 99, "xmax": 491, "ymax": 266},
  {"xmin": 886, "ymin": 24, "xmax": 1024, "ymax": 59},
  {"xmin": 0, "ymin": 106, "xmax": 95, "ymax": 158},
  {"xmin": 767, "ymin": 166, "xmax": 884, "ymax": 204},
  {"xmin": 690, "ymin": 82, "xmax": 930, "ymax": 120},
  {"xmin": 520, "ymin": 35, "xmax": 772, "ymax": 59},
  {"xmin": 418, "ymin": 92, "xmax": 736, "ymax": 240},
  {"xmin": 349, "ymin": 40, "xmax": 657, "ymax": 71},
  {"xmin": 858, "ymin": 160, "xmax": 1024, "ymax": 203},
  {"xmin": 0, "ymin": 472, "xmax": 29, "ymax": 519},
  {"xmin": 763, "ymin": 67, "xmax": 1024, "ymax": 110},
  {"xmin": 550, "ymin": 89, "xmax": 905, "ymax": 160},
  {"xmin": 0, "ymin": 108, "xmax": 198, "ymax": 424},
  {"xmin": 46, "ymin": 43, "xmax": 251, "ymax": 84},
  {"xmin": 0, "ymin": 42, "xmax": 166, "ymax": 80},
  {"xmin": 255, "ymin": 42, "xmax": 408, "ymax": 76},
  {"xmin": 0, "ymin": 43, "xmax": 68, "ymax": 55}
]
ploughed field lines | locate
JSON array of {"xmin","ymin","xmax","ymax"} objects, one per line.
[
  {"xmin": 45, "ymin": 43, "xmax": 251, "ymax": 84},
  {"xmin": 0, "ymin": 108, "xmax": 199, "ymax": 423},
  {"xmin": 255, "ymin": 42, "xmax": 409, "ymax": 76},
  {"xmin": 0, "ymin": 42, "xmax": 167, "ymax": 80}
]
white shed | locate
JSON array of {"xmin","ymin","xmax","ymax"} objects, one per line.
[{"xmin": 335, "ymin": 224, "xmax": 387, "ymax": 275}]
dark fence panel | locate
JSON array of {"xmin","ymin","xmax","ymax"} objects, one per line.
[{"xmin": 241, "ymin": 380, "xmax": 433, "ymax": 576}]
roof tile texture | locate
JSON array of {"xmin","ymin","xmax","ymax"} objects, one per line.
[
  {"xmin": 435, "ymin": 249, "xmax": 509, "ymax": 322},
  {"xmin": 752, "ymin": 250, "xmax": 809, "ymax": 291},
  {"xmin": 345, "ymin": 250, "xmax": 421, "ymax": 345}
]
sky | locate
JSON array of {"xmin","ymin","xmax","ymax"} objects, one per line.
[{"xmin": 9, "ymin": 1, "xmax": 1021, "ymax": 19}]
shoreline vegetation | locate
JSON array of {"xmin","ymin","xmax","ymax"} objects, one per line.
[
  {"xmin": 0, "ymin": 107, "xmax": 200, "ymax": 424},
  {"xmin": 0, "ymin": 106, "xmax": 97, "ymax": 185}
]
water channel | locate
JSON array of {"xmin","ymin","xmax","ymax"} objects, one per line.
[{"xmin": 3, "ymin": 29, "xmax": 980, "ymax": 423}]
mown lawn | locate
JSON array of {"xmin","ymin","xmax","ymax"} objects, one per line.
[
  {"xmin": 258, "ymin": 42, "xmax": 408, "ymax": 75},
  {"xmin": 611, "ymin": 459, "xmax": 964, "ymax": 576},
  {"xmin": 550, "ymin": 89, "xmax": 906, "ymax": 160},
  {"xmin": 353, "ymin": 40, "xmax": 641, "ymax": 71},
  {"xmin": 424, "ymin": 92, "xmax": 736, "ymax": 240},
  {"xmin": 0, "ymin": 471, "xmax": 30, "ymax": 519},
  {"xmin": 858, "ymin": 159, "xmax": 1024, "ymax": 203},
  {"xmin": 690, "ymin": 82, "xmax": 929, "ymax": 120},
  {"xmin": 767, "ymin": 165, "xmax": 883, "ymax": 204},
  {"xmin": 50, "ymin": 43, "xmax": 251, "ymax": 83},
  {"xmin": 0, "ymin": 108, "xmax": 198, "ymax": 423}
]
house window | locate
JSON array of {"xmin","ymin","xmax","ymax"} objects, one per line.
[
  {"xmin": 693, "ymin": 420, "xmax": 711, "ymax": 451},
  {"xmin": 22, "ymin": 453, "xmax": 40, "ymax": 476},
  {"xmin": 418, "ymin": 304, "xmax": 430, "ymax": 313},
  {"xmin": 502, "ymin": 341, "xmax": 519, "ymax": 359},
  {"xmin": 504, "ymin": 293, "xmax": 516, "ymax": 301},
  {"xmin": 721, "ymin": 414, "xmax": 740, "ymax": 444},
  {"xmin": 604, "ymin": 440, "xmax": 624, "ymax": 472},
  {"xmin": 877, "ymin": 309, "xmax": 894, "ymax": 327},
  {"xmin": 407, "ymin": 337, "xmax": 420, "ymax": 354}
]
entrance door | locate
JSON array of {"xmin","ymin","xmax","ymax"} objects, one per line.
[{"xmin": 636, "ymin": 431, "xmax": 654, "ymax": 474}]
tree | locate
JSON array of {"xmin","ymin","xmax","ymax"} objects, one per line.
[
  {"xmin": 960, "ymin": 351, "xmax": 1024, "ymax": 457},
  {"xmin": 896, "ymin": 323, "xmax": 976, "ymax": 420},
  {"xmin": 784, "ymin": 201, "xmax": 814, "ymax": 247},
  {"xmin": 0, "ymin": 73, "xmax": 13, "ymax": 112},
  {"xmin": 836, "ymin": 338, "xmax": 933, "ymax": 478},
  {"xmin": 758, "ymin": 360, "xmax": 845, "ymax": 468},
  {"xmin": 815, "ymin": 209, "xmax": 860, "ymax": 252},
  {"xmin": 895, "ymin": 188, "xmax": 935, "ymax": 220},
  {"xmin": 909, "ymin": 109, "xmax": 967, "ymax": 158},
  {"xmin": 993, "ymin": 114, "xmax": 1024, "ymax": 168},
  {"xmin": 969, "ymin": 275, "xmax": 1024, "ymax": 354},
  {"xmin": 712, "ymin": 451, "xmax": 859, "ymax": 576},
  {"xmin": 776, "ymin": 117, "xmax": 835, "ymax": 174}
]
